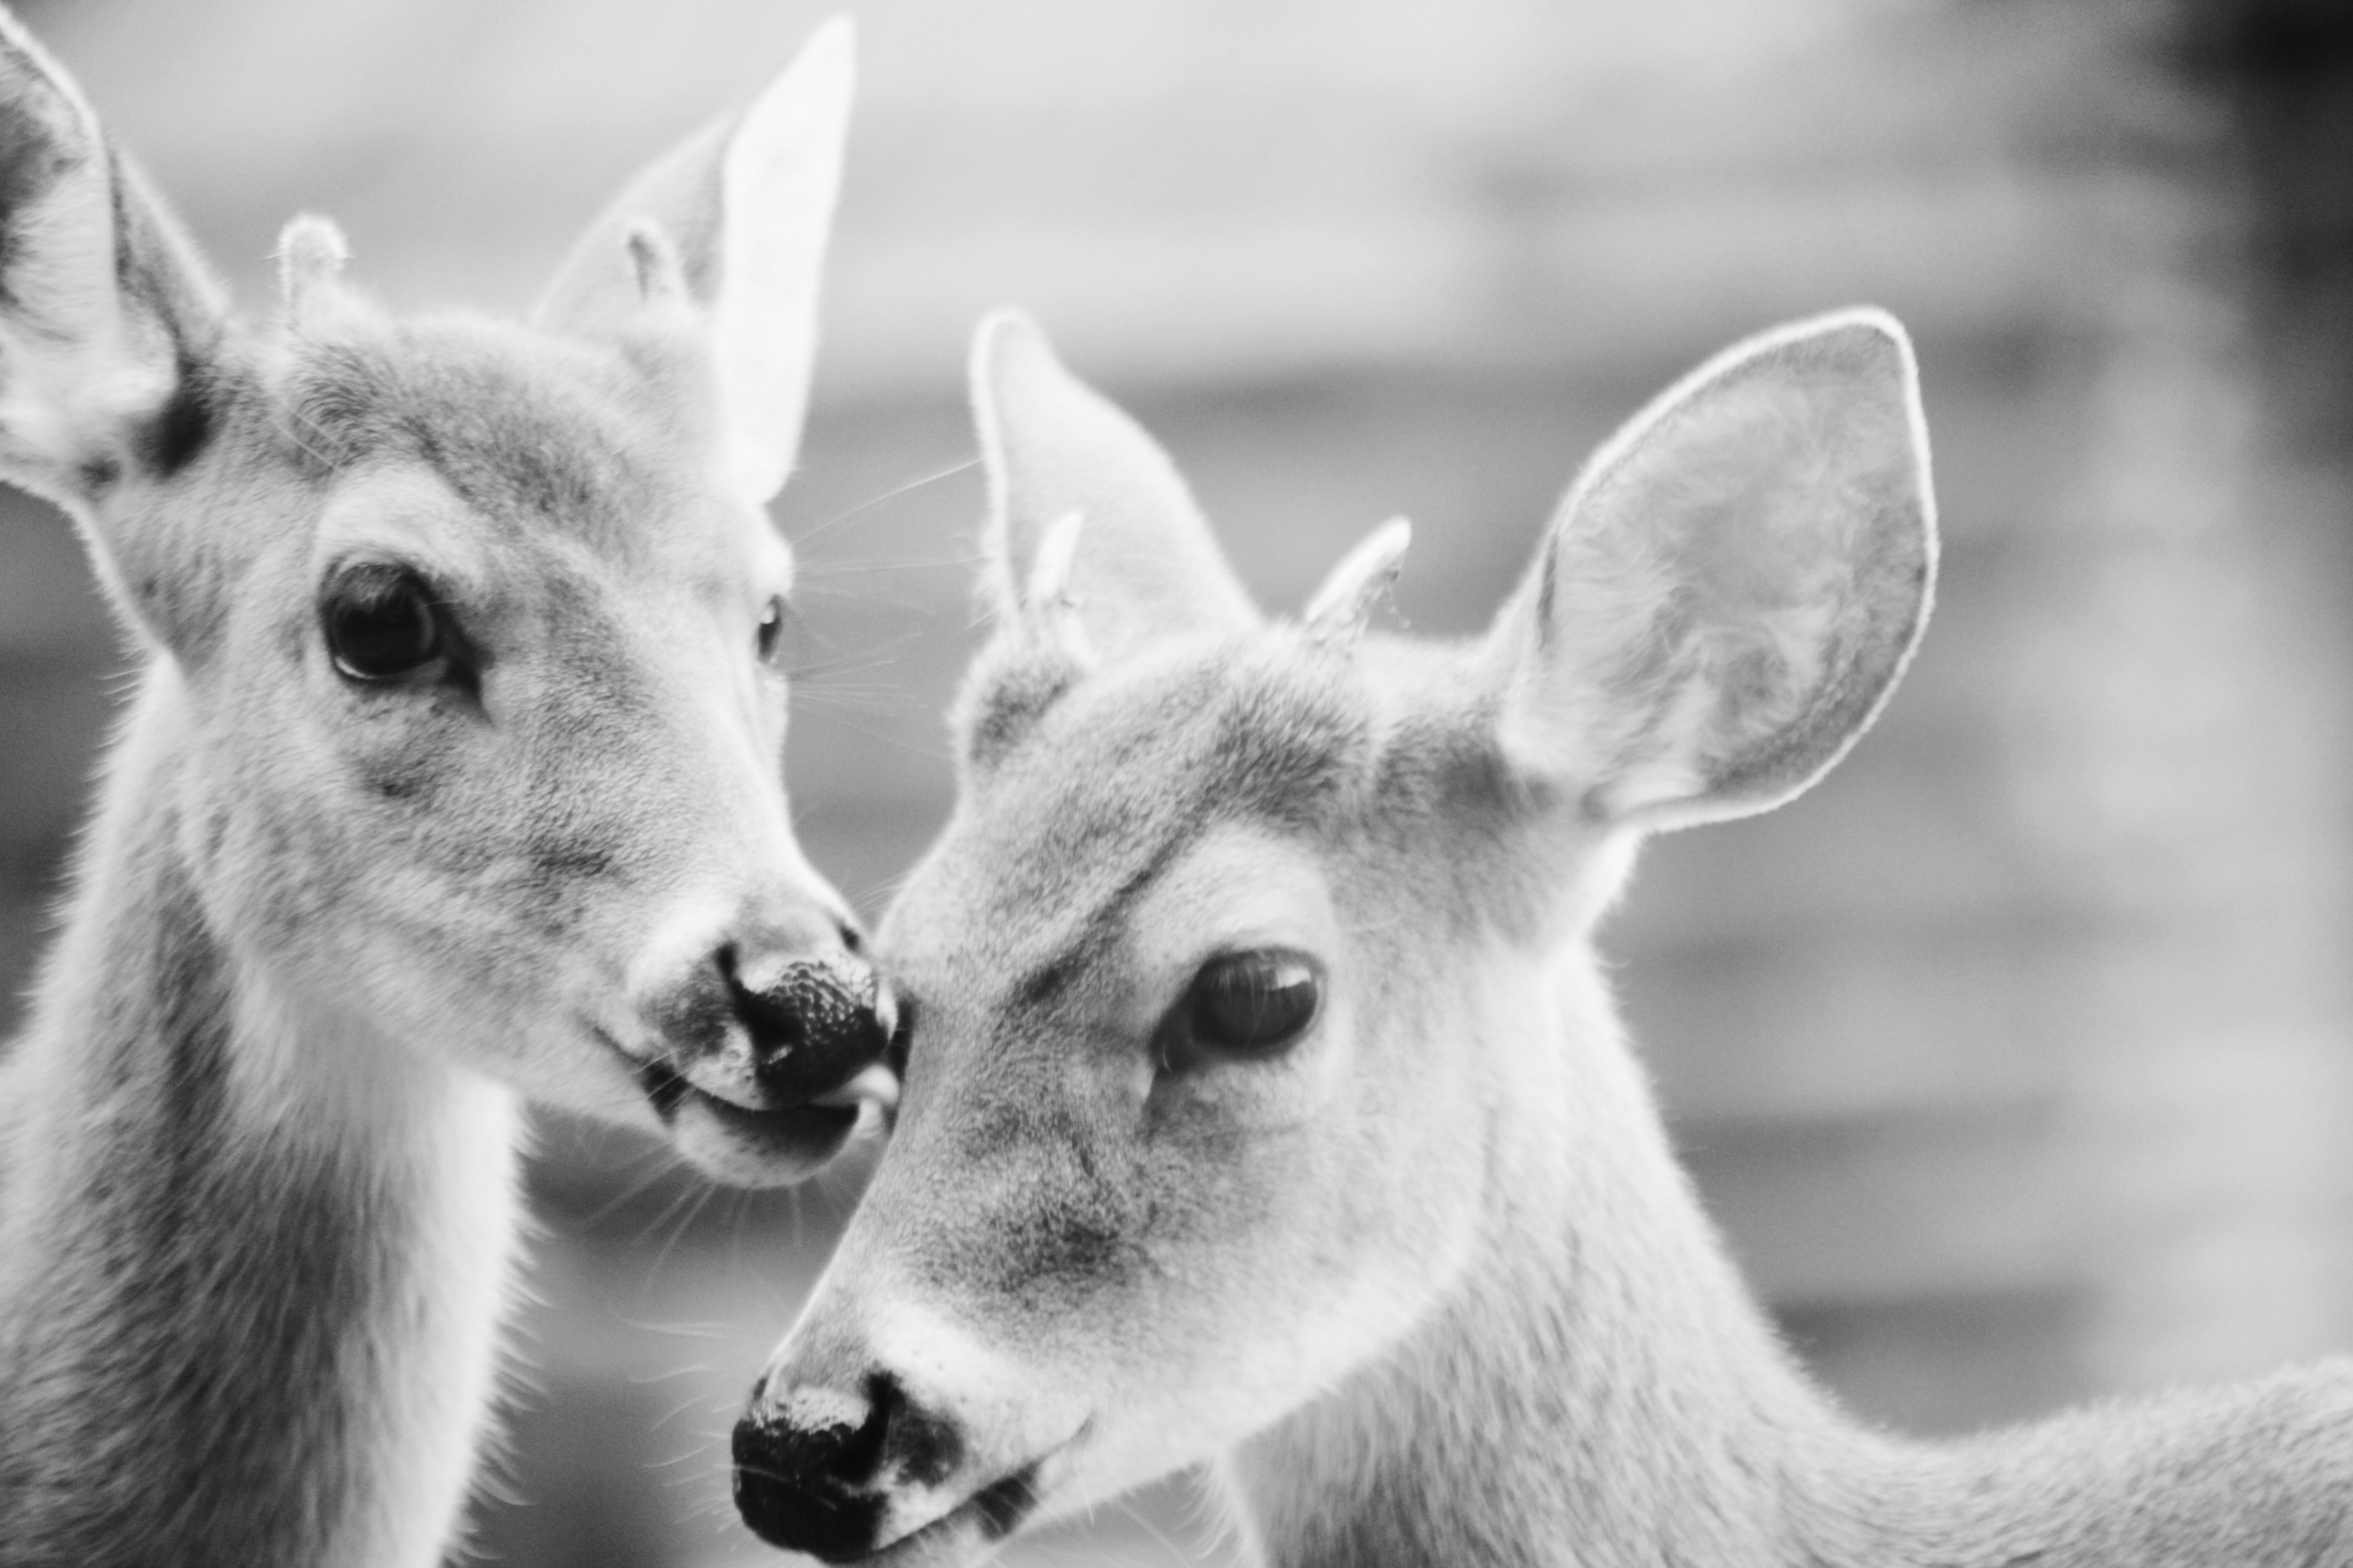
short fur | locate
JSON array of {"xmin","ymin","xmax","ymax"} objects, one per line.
[
  {"xmin": 732, "ymin": 313, "xmax": 2353, "ymax": 1567},
  {"xmin": 0, "ymin": 12, "xmax": 880, "ymax": 1565}
]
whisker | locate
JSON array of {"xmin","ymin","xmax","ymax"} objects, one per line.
[
  {"xmin": 788, "ymin": 581, "xmax": 951, "ymax": 614},
  {"xmin": 654, "ymin": 1385, "xmax": 722, "ymax": 1433},
  {"xmin": 646, "ymin": 1180, "xmax": 723, "ymax": 1286},
  {"xmin": 627, "ymin": 1178, "xmax": 708, "ymax": 1269},
  {"xmin": 788, "ymin": 706, "xmax": 951, "ymax": 760},
  {"xmin": 788, "ymin": 454, "xmax": 982, "ymax": 548},
  {"xmin": 796, "ymin": 551, "xmax": 985, "ymax": 576},
  {"xmin": 785, "ymin": 624, "xmax": 933, "ymax": 675},
  {"xmin": 788, "ymin": 679, "xmax": 918, "ymax": 706},
  {"xmin": 569, "ymin": 1148, "xmax": 688, "ymax": 1233},
  {"xmin": 789, "ymin": 653, "xmax": 918, "ymax": 685},
  {"xmin": 789, "ymin": 680, "xmax": 921, "ymax": 716},
  {"xmin": 1116, "ymin": 1494, "xmax": 1203, "ymax": 1567},
  {"xmin": 858, "ymin": 865, "xmax": 921, "ymax": 912},
  {"xmin": 787, "ymin": 695, "xmax": 921, "ymax": 725},
  {"xmin": 618, "ymin": 1313, "xmax": 734, "ymax": 1341}
]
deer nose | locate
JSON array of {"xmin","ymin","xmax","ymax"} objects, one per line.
[
  {"xmin": 644, "ymin": 904, "xmax": 898, "ymax": 1116},
  {"xmin": 733, "ymin": 1374, "xmax": 909, "ymax": 1562},
  {"xmin": 723, "ymin": 931, "xmax": 896, "ymax": 1103}
]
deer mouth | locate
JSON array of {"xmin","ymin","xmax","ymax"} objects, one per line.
[
  {"xmin": 599, "ymin": 1031, "xmax": 885, "ymax": 1187},
  {"xmin": 865, "ymin": 1464, "xmax": 1046, "ymax": 1566},
  {"xmin": 656, "ymin": 1057, "xmax": 861, "ymax": 1176}
]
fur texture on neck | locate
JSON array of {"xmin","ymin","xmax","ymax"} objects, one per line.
[
  {"xmin": 0, "ymin": 668, "xmax": 524, "ymax": 1568},
  {"xmin": 1226, "ymin": 952, "xmax": 2353, "ymax": 1568}
]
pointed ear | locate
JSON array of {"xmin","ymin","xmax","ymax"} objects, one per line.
[
  {"xmin": 535, "ymin": 16, "xmax": 852, "ymax": 502},
  {"xmin": 1490, "ymin": 309, "xmax": 1936, "ymax": 832},
  {"xmin": 971, "ymin": 310, "xmax": 1255, "ymax": 664},
  {"xmin": 0, "ymin": 12, "xmax": 225, "ymax": 509}
]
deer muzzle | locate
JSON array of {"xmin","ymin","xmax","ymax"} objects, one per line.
[{"xmin": 631, "ymin": 912, "xmax": 901, "ymax": 1185}]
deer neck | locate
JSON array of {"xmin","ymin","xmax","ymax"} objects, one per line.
[
  {"xmin": 1224, "ymin": 947, "xmax": 1838, "ymax": 1566},
  {"xmin": 0, "ymin": 664, "xmax": 525, "ymax": 1568},
  {"xmin": 1225, "ymin": 945, "xmax": 2353, "ymax": 1568}
]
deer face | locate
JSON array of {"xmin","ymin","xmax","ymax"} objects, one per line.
[
  {"xmin": 0, "ymin": 18, "xmax": 892, "ymax": 1182},
  {"xmin": 188, "ymin": 316, "xmax": 889, "ymax": 1179},
  {"xmin": 752, "ymin": 644, "xmax": 1562, "ymax": 1557},
  {"xmin": 736, "ymin": 309, "xmax": 1932, "ymax": 1560}
]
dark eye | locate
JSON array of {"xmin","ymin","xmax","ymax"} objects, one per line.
[
  {"xmin": 756, "ymin": 596, "xmax": 785, "ymax": 663},
  {"xmin": 323, "ymin": 565, "xmax": 443, "ymax": 682},
  {"xmin": 1181, "ymin": 950, "xmax": 1321, "ymax": 1059}
]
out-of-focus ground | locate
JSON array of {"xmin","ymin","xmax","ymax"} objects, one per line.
[{"xmin": 3, "ymin": 1, "xmax": 2352, "ymax": 1564}]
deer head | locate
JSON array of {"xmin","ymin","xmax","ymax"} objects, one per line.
[
  {"xmin": 0, "ymin": 14, "xmax": 891, "ymax": 1183},
  {"xmin": 733, "ymin": 308, "xmax": 1933, "ymax": 1560}
]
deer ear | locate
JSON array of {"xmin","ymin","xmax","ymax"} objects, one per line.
[
  {"xmin": 1489, "ymin": 309, "xmax": 1936, "ymax": 832},
  {"xmin": 970, "ymin": 310, "xmax": 1256, "ymax": 664},
  {"xmin": 535, "ymin": 16, "xmax": 852, "ymax": 503},
  {"xmin": 0, "ymin": 14, "xmax": 225, "ymax": 507},
  {"xmin": 0, "ymin": 13, "xmax": 228, "ymax": 656}
]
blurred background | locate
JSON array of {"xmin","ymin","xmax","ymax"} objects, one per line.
[{"xmin": 2, "ymin": 0, "xmax": 2351, "ymax": 1562}]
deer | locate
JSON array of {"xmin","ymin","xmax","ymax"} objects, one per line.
[
  {"xmin": 728, "ymin": 308, "xmax": 2353, "ymax": 1567},
  {"xmin": 0, "ymin": 10, "xmax": 902, "ymax": 1565}
]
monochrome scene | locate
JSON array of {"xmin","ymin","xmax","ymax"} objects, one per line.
[{"xmin": 0, "ymin": 1, "xmax": 2348, "ymax": 1564}]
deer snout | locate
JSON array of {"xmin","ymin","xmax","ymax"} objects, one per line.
[
  {"xmin": 735, "ymin": 1370, "xmax": 1042, "ymax": 1563},
  {"xmin": 642, "ymin": 909, "xmax": 895, "ymax": 1105},
  {"xmin": 628, "ymin": 900, "xmax": 901, "ymax": 1186},
  {"xmin": 736, "ymin": 1300, "xmax": 1079, "ymax": 1559},
  {"xmin": 727, "ymin": 940, "xmax": 899, "ymax": 1104},
  {"xmin": 732, "ymin": 1374, "xmax": 905, "ymax": 1562}
]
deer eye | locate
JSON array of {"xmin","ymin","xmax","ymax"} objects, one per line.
[
  {"xmin": 756, "ymin": 596, "xmax": 785, "ymax": 663},
  {"xmin": 324, "ymin": 565, "xmax": 444, "ymax": 682},
  {"xmin": 1179, "ymin": 950, "xmax": 1321, "ymax": 1059}
]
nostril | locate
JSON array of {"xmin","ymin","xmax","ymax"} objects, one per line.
[
  {"xmin": 728, "ymin": 950, "xmax": 889, "ymax": 1103},
  {"xmin": 734, "ymin": 982, "xmax": 810, "ymax": 1064},
  {"xmin": 732, "ymin": 1377, "xmax": 899, "ymax": 1561},
  {"xmin": 843, "ymin": 1376, "xmax": 895, "ymax": 1480},
  {"xmin": 838, "ymin": 920, "xmax": 865, "ymax": 955},
  {"xmin": 744, "ymin": 1380, "xmax": 891, "ymax": 1485}
]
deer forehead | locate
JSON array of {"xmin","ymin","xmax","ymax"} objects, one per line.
[
  {"xmin": 276, "ymin": 315, "xmax": 774, "ymax": 586},
  {"xmin": 310, "ymin": 468, "xmax": 497, "ymax": 598},
  {"xmin": 912, "ymin": 649, "xmax": 1361, "ymax": 939},
  {"xmin": 897, "ymin": 637, "xmax": 1537, "ymax": 998}
]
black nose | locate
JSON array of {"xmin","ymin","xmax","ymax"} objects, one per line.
[
  {"xmin": 725, "ymin": 942, "xmax": 892, "ymax": 1102},
  {"xmin": 732, "ymin": 1376, "xmax": 901, "ymax": 1562}
]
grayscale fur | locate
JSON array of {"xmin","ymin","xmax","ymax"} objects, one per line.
[
  {"xmin": 747, "ymin": 311, "xmax": 2353, "ymax": 1568},
  {"xmin": 0, "ymin": 11, "xmax": 862, "ymax": 1564}
]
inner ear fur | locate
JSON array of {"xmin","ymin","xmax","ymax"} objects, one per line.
[
  {"xmin": 534, "ymin": 16, "xmax": 852, "ymax": 504},
  {"xmin": 1491, "ymin": 309, "xmax": 1937, "ymax": 833},
  {"xmin": 0, "ymin": 17, "xmax": 224, "ymax": 492},
  {"xmin": 0, "ymin": 14, "xmax": 230, "ymax": 649}
]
